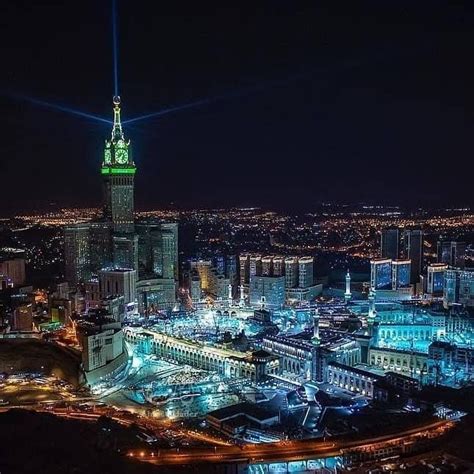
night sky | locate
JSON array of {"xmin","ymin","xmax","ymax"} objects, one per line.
[{"xmin": 1, "ymin": 2, "xmax": 474, "ymax": 213}]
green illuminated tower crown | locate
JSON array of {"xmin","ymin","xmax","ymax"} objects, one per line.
[{"xmin": 102, "ymin": 96, "xmax": 136, "ymax": 175}]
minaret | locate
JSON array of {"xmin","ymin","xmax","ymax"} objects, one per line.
[
  {"xmin": 102, "ymin": 96, "xmax": 136, "ymax": 234},
  {"xmin": 227, "ymin": 283, "xmax": 233, "ymax": 307},
  {"xmin": 367, "ymin": 287, "xmax": 380, "ymax": 346},
  {"xmin": 311, "ymin": 308, "xmax": 321, "ymax": 382},
  {"xmin": 239, "ymin": 284, "xmax": 245, "ymax": 308},
  {"xmin": 311, "ymin": 308, "xmax": 320, "ymax": 346},
  {"xmin": 344, "ymin": 269, "xmax": 352, "ymax": 302},
  {"xmin": 368, "ymin": 287, "xmax": 377, "ymax": 323}
]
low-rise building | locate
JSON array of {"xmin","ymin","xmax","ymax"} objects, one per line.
[{"xmin": 207, "ymin": 402, "xmax": 279, "ymax": 437}]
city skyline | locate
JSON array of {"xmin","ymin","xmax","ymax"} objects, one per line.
[
  {"xmin": 1, "ymin": 2, "xmax": 474, "ymax": 213},
  {"xmin": 1, "ymin": 4, "xmax": 474, "ymax": 473}
]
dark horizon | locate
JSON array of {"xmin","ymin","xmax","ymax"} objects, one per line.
[{"xmin": 1, "ymin": 2, "xmax": 474, "ymax": 213}]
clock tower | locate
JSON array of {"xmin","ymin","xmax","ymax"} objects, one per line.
[{"xmin": 102, "ymin": 96, "xmax": 136, "ymax": 233}]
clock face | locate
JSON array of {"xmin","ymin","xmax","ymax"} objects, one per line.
[
  {"xmin": 104, "ymin": 147, "xmax": 112, "ymax": 164},
  {"xmin": 115, "ymin": 147, "xmax": 128, "ymax": 164}
]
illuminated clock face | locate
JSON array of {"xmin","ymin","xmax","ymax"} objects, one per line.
[
  {"xmin": 115, "ymin": 147, "xmax": 128, "ymax": 164},
  {"xmin": 104, "ymin": 147, "xmax": 112, "ymax": 164}
]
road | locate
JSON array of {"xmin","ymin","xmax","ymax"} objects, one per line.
[
  {"xmin": 0, "ymin": 404, "xmax": 454, "ymax": 467},
  {"xmin": 0, "ymin": 405, "xmax": 229, "ymax": 447},
  {"xmin": 129, "ymin": 419, "xmax": 453, "ymax": 466}
]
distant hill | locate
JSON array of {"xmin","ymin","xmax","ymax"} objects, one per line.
[{"xmin": 0, "ymin": 338, "xmax": 83, "ymax": 386}]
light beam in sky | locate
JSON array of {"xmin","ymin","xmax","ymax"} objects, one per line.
[
  {"xmin": 121, "ymin": 71, "xmax": 314, "ymax": 125},
  {"xmin": 112, "ymin": 0, "xmax": 119, "ymax": 97},
  {"xmin": 4, "ymin": 92, "xmax": 112, "ymax": 125}
]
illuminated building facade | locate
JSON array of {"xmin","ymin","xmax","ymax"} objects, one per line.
[
  {"xmin": 136, "ymin": 222, "xmax": 178, "ymax": 280},
  {"xmin": 377, "ymin": 324, "xmax": 432, "ymax": 343},
  {"xmin": 261, "ymin": 335, "xmax": 314, "ymax": 381},
  {"xmin": 249, "ymin": 275, "xmax": 285, "ymax": 309},
  {"xmin": 78, "ymin": 322, "xmax": 125, "ymax": 374},
  {"xmin": 444, "ymin": 269, "xmax": 474, "ymax": 308},
  {"xmin": 370, "ymin": 259, "xmax": 392, "ymax": 290},
  {"xmin": 239, "ymin": 254, "xmax": 319, "ymax": 304},
  {"xmin": 113, "ymin": 234, "xmax": 138, "ymax": 271},
  {"xmin": 136, "ymin": 278, "xmax": 177, "ymax": 311},
  {"xmin": 190, "ymin": 272, "xmax": 201, "ymax": 302},
  {"xmin": 298, "ymin": 257, "xmax": 314, "ymax": 288},
  {"xmin": 437, "ymin": 240, "xmax": 466, "ymax": 269},
  {"xmin": 249, "ymin": 255, "xmax": 262, "ymax": 280},
  {"xmin": 262, "ymin": 330, "xmax": 361, "ymax": 383},
  {"xmin": 391, "ymin": 260, "xmax": 411, "ymax": 290},
  {"xmin": 124, "ymin": 328, "xmax": 279, "ymax": 382},
  {"xmin": 326, "ymin": 362, "xmax": 380, "ymax": 398},
  {"xmin": 239, "ymin": 254, "xmax": 250, "ymax": 285},
  {"xmin": 98, "ymin": 268, "xmax": 137, "ymax": 305},
  {"xmin": 369, "ymin": 347, "xmax": 428, "ymax": 376},
  {"xmin": 187, "ymin": 255, "xmax": 236, "ymax": 302},
  {"xmin": 272, "ymin": 256, "xmax": 285, "ymax": 276},
  {"xmin": 261, "ymin": 256, "xmax": 273, "ymax": 276},
  {"xmin": 427, "ymin": 263, "xmax": 448, "ymax": 296},
  {"xmin": 284, "ymin": 257, "xmax": 299, "ymax": 288}
]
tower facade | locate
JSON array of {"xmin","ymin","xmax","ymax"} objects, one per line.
[
  {"xmin": 437, "ymin": 241, "xmax": 466, "ymax": 269},
  {"xmin": 64, "ymin": 223, "xmax": 91, "ymax": 285},
  {"xmin": 403, "ymin": 229, "xmax": 423, "ymax": 284},
  {"xmin": 102, "ymin": 96, "xmax": 136, "ymax": 234},
  {"xmin": 381, "ymin": 228, "xmax": 400, "ymax": 260}
]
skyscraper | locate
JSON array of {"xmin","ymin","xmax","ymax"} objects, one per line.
[
  {"xmin": 64, "ymin": 98, "xmax": 179, "ymax": 309},
  {"xmin": 226, "ymin": 255, "xmax": 238, "ymax": 287},
  {"xmin": 272, "ymin": 257, "xmax": 285, "ymax": 276},
  {"xmin": 284, "ymin": 257, "xmax": 299, "ymax": 289},
  {"xmin": 102, "ymin": 96, "xmax": 136, "ymax": 234},
  {"xmin": 249, "ymin": 255, "xmax": 262, "ymax": 279},
  {"xmin": 437, "ymin": 241, "xmax": 466, "ymax": 269},
  {"xmin": 403, "ymin": 229, "xmax": 423, "ymax": 284},
  {"xmin": 261, "ymin": 256, "xmax": 273, "ymax": 276},
  {"xmin": 64, "ymin": 223, "xmax": 91, "ymax": 285},
  {"xmin": 298, "ymin": 257, "xmax": 314, "ymax": 288},
  {"xmin": 113, "ymin": 234, "xmax": 138, "ymax": 271},
  {"xmin": 89, "ymin": 221, "xmax": 113, "ymax": 271},
  {"xmin": 160, "ymin": 223, "xmax": 179, "ymax": 281},
  {"xmin": 381, "ymin": 228, "xmax": 400, "ymax": 260},
  {"xmin": 239, "ymin": 254, "xmax": 250, "ymax": 285},
  {"xmin": 136, "ymin": 221, "xmax": 178, "ymax": 280}
]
